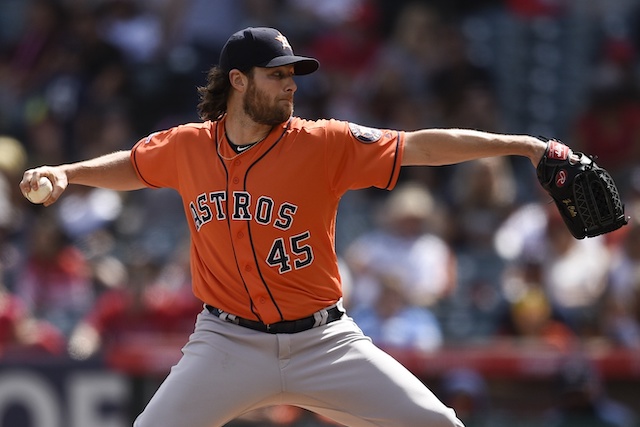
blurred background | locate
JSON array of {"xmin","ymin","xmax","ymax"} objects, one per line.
[{"xmin": 1, "ymin": 0, "xmax": 640, "ymax": 426}]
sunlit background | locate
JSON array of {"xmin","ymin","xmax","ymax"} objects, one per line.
[{"xmin": 1, "ymin": 0, "xmax": 639, "ymax": 426}]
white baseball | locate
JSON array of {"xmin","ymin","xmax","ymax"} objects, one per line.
[{"xmin": 25, "ymin": 176, "xmax": 54, "ymax": 204}]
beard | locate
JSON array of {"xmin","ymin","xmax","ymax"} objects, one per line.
[{"xmin": 243, "ymin": 80, "xmax": 293, "ymax": 125}]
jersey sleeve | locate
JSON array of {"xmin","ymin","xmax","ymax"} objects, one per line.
[
  {"xmin": 130, "ymin": 126, "xmax": 181, "ymax": 189},
  {"xmin": 322, "ymin": 120, "xmax": 404, "ymax": 195}
]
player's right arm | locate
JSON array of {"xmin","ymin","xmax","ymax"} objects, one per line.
[{"xmin": 19, "ymin": 150, "xmax": 145, "ymax": 207}]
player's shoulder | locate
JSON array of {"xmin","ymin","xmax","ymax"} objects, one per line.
[
  {"xmin": 174, "ymin": 121, "xmax": 214, "ymax": 136},
  {"xmin": 288, "ymin": 117, "xmax": 347, "ymax": 134},
  {"xmin": 288, "ymin": 116, "xmax": 396, "ymax": 144},
  {"xmin": 144, "ymin": 121, "xmax": 213, "ymax": 144}
]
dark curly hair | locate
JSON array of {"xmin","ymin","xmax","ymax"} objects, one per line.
[{"xmin": 197, "ymin": 66, "xmax": 232, "ymax": 121}]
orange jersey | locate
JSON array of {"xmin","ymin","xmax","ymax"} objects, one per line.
[{"xmin": 131, "ymin": 116, "xmax": 404, "ymax": 323}]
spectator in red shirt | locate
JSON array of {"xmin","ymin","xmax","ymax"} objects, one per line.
[
  {"xmin": 68, "ymin": 256, "xmax": 201, "ymax": 360},
  {"xmin": 0, "ymin": 282, "xmax": 65, "ymax": 357},
  {"xmin": 572, "ymin": 38, "xmax": 640, "ymax": 192},
  {"xmin": 14, "ymin": 213, "xmax": 94, "ymax": 337}
]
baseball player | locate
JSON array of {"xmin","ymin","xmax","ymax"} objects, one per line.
[{"xmin": 20, "ymin": 27, "xmax": 549, "ymax": 427}]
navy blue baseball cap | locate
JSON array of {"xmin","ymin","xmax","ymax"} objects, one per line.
[{"xmin": 219, "ymin": 27, "xmax": 319, "ymax": 75}]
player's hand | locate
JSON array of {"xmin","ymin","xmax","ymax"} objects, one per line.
[{"xmin": 19, "ymin": 166, "xmax": 69, "ymax": 207}]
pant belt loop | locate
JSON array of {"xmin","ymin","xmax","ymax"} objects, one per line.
[
  {"xmin": 312, "ymin": 297, "xmax": 344, "ymax": 327},
  {"xmin": 217, "ymin": 308, "xmax": 239, "ymax": 325},
  {"xmin": 313, "ymin": 309, "xmax": 328, "ymax": 327}
]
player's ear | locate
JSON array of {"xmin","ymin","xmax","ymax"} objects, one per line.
[{"xmin": 229, "ymin": 69, "xmax": 248, "ymax": 92}]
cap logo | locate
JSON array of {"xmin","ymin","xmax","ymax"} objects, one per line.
[{"xmin": 275, "ymin": 33, "xmax": 292, "ymax": 52}]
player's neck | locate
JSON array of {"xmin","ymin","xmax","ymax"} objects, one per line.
[{"xmin": 224, "ymin": 115, "xmax": 272, "ymax": 147}]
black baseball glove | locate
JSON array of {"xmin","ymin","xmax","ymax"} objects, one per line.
[{"xmin": 536, "ymin": 139, "xmax": 629, "ymax": 239}]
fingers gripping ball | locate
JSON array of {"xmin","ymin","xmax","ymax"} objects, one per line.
[
  {"xmin": 25, "ymin": 176, "xmax": 53, "ymax": 204},
  {"xmin": 536, "ymin": 139, "xmax": 629, "ymax": 239}
]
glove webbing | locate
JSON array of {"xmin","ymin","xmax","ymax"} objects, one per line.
[{"xmin": 574, "ymin": 167, "xmax": 627, "ymax": 237}]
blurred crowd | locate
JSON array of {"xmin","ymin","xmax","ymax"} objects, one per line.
[{"xmin": 1, "ymin": 0, "xmax": 640, "ymax": 426}]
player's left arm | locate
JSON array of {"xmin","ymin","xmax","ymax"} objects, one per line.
[
  {"xmin": 403, "ymin": 129, "xmax": 630, "ymax": 238},
  {"xmin": 402, "ymin": 129, "xmax": 547, "ymax": 167}
]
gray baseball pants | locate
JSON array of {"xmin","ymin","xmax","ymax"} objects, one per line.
[{"xmin": 133, "ymin": 308, "xmax": 464, "ymax": 427}]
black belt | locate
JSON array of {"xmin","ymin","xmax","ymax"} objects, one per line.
[{"xmin": 205, "ymin": 304, "xmax": 344, "ymax": 334}]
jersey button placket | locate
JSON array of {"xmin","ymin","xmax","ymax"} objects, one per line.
[{"xmin": 226, "ymin": 160, "xmax": 281, "ymax": 323}]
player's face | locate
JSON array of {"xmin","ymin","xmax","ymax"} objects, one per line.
[{"xmin": 243, "ymin": 66, "xmax": 296, "ymax": 125}]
